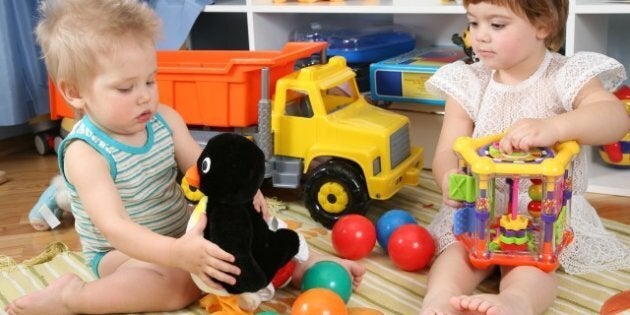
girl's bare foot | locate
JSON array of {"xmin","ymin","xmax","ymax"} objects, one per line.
[
  {"xmin": 420, "ymin": 291, "xmax": 461, "ymax": 315},
  {"xmin": 450, "ymin": 293, "xmax": 527, "ymax": 315},
  {"xmin": 5, "ymin": 273, "xmax": 84, "ymax": 315},
  {"xmin": 291, "ymin": 252, "xmax": 366, "ymax": 289}
]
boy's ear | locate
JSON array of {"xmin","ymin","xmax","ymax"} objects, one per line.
[{"xmin": 58, "ymin": 80, "xmax": 86, "ymax": 110}]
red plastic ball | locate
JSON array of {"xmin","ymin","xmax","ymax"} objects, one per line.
[
  {"xmin": 527, "ymin": 200, "xmax": 542, "ymax": 218},
  {"xmin": 291, "ymin": 288, "xmax": 348, "ymax": 315},
  {"xmin": 332, "ymin": 214, "xmax": 376, "ymax": 260},
  {"xmin": 387, "ymin": 224, "xmax": 435, "ymax": 271}
]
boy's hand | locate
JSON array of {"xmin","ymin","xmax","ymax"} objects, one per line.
[
  {"xmin": 253, "ymin": 189, "xmax": 270, "ymax": 220},
  {"xmin": 500, "ymin": 118, "xmax": 559, "ymax": 154},
  {"xmin": 173, "ymin": 214, "xmax": 240, "ymax": 289}
]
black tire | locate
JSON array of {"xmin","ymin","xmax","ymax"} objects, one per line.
[
  {"xmin": 34, "ymin": 133, "xmax": 52, "ymax": 156},
  {"xmin": 303, "ymin": 160, "xmax": 370, "ymax": 229}
]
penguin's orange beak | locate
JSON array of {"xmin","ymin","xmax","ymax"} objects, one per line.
[{"xmin": 185, "ymin": 165, "xmax": 200, "ymax": 188}]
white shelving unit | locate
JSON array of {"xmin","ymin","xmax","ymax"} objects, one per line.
[
  {"xmin": 569, "ymin": 0, "xmax": 630, "ymax": 197},
  {"xmin": 201, "ymin": 0, "xmax": 630, "ymax": 196}
]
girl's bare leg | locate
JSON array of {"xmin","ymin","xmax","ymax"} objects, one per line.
[
  {"xmin": 450, "ymin": 266, "xmax": 557, "ymax": 315},
  {"xmin": 420, "ymin": 242, "xmax": 495, "ymax": 315}
]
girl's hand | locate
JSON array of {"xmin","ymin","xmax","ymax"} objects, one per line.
[
  {"xmin": 253, "ymin": 189, "xmax": 270, "ymax": 220},
  {"xmin": 500, "ymin": 118, "xmax": 559, "ymax": 154},
  {"xmin": 173, "ymin": 214, "xmax": 240, "ymax": 289},
  {"xmin": 441, "ymin": 169, "xmax": 462, "ymax": 209}
]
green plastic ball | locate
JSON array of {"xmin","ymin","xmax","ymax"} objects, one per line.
[
  {"xmin": 300, "ymin": 260, "xmax": 352, "ymax": 303},
  {"xmin": 256, "ymin": 312, "xmax": 280, "ymax": 315}
]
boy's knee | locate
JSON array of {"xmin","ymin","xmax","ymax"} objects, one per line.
[
  {"xmin": 163, "ymin": 283, "xmax": 201, "ymax": 310},
  {"xmin": 161, "ymin": 272, "xmax": 201, "ymax": 310}
]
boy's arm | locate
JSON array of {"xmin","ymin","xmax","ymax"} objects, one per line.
[
  {"xmin": 159, "ymin": 104, "xmax": 271, "ymax": 218},
  {"xmin": 432, "ymin": 95, "xmax": 474, "ymax": 207},
  {"xmin": 500, "ymin": 78, "xmax": 630, "ymax": 152},
  {"xmin": 63, "ymin": 141, "xmax": 239, "ymax": 287},
  {"xmin": 158, "ymin": 104, "xmax": 202, "ymax": 173}
]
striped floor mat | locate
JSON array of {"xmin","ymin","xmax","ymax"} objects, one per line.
[{"xmin": 1, "ymin": 172, "xmax": 628, "ymax": 314}]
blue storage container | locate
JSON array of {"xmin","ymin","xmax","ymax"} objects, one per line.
[
  {"xmin": 290, "ymin": 23, "xmax": 416, "ymax": 64},
  {"xmin": 369, "ymin": 46, "xmax": 467, "ymax": 106}
]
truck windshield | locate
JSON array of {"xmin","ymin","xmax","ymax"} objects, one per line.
[
  {"xmin": 321, "ymin": 80, "xmax": 358, "ymax": 114},
  {"xmin": 284, "ymin": 89, "xmax": 313, "ymax": 118}
]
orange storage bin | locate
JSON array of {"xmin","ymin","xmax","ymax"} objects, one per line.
[{"xmin": 48, "ymin": 42, "xmax": 326, "ymax": 127}]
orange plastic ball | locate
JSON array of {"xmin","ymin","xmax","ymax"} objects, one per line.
[{"xmin": 291, "ymin": 288, "xmax": 348, "ymax": 315}]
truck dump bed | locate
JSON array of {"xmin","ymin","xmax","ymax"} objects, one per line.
[{"xmin": 49, "ymin": 42, "xmax": 326, "ymax": 127}]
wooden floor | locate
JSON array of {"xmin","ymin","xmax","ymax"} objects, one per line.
[{"xmin": 1, "ymin": 134, "xmax": 629, "ymax": 262}]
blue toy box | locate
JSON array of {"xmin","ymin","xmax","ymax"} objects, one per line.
[
  {"xmin": 369, "ymin": 46, "xmax": 467, "ymax": 106},
  {"xmin": 290, "ymin": 23, "xmax": 415, "ymax": 64}
]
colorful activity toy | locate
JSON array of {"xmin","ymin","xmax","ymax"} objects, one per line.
[{"xmin": 449, "ymin": 134, "xmax": 580, "ymax": 272}]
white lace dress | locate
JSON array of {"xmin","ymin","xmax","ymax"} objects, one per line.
[{"xmin": 425, "ymin": 50, "xmax": 630, "ymax": 274}]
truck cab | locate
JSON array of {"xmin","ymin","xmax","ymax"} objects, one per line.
[{"xmin": 272, "ymin": 56, "xmax": 423, "ymax": 227}]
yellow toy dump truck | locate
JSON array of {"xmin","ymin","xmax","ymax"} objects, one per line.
[{"xmin": 50, "ymin": 42, "xmax": 423, "ymax": 228}]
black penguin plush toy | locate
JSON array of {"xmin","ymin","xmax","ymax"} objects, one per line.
[{"xmin": 184, "ymin": 133, "xmax": 304, "ymax": 311}]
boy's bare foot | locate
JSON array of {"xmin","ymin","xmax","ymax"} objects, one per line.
[
  {"xmin": 449, "ymin": 294, "xmax": 527, "ymax": 315},
  {"xmin": 291, "ymin": 252, "xmax": 366, "ymax": 290},
  {"xmin": 5, "ymin": 273, "xmax": 84, "ymax": 315}
]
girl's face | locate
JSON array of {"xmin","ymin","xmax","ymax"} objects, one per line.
[
  {"xmin": 79, "ymin": 40, "xmax": 159, "ymax": 142},
  {"xmin": 466, "ymin": 2, "xmax": 548, "ymax": 80}
]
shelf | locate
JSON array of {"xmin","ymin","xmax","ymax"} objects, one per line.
[
  {"xmin": 206, "ymin": 0, "xmax": 465, "ymax": 13},
  {"xmin": 194, "ymin": 0, "xmax": 629, "ymax": 196},
  {"xmin": 203, "ymin": 1, "xmax": 248, "ymax": 13},
  {"xmin": 575, "ymin": 1, "xmax": 630, "ymax": 13},
  {"xmin": 585, "ymin": 146, "xmax": 630, "ymax": 197}
]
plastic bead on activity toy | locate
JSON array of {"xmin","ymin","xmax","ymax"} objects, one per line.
[{"xmin": 448, "ymin": 134, "xmax": 580, "ymax": 272}]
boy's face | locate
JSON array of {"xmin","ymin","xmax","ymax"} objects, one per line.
[
  {"xmin": 78, "ymin": 40, "xmax": 159, "ymax": 139},
  {"xmin": 466, "ymin": 2, "xmax": 548, "ymax": 77}
]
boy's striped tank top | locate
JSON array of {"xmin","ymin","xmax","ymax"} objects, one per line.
[{"xmin": 58, "ymin": 114, "xmax": 189, "ymax": 262}]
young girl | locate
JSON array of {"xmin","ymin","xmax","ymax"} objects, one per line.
[
  {"xmin": 422, "ymin": 0, "xmax": 630, "ymax": 314},
  {"xmin": 5, "ymin": 1, "xmax": 365, "ymax": 314}
]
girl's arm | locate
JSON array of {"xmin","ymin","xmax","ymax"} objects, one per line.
[
  {"xmin": 500, "ymin": 78, "xmax": 630, "ymax": 152},
  {"xmin": 432, "ymin": 95, "xmax": 474, "ymax": 208},
  {"xmin": 63, "ymin": 137, "xmax": 240, "ymax": 288},
  {"xmin": 557, "ymin": 78, "xmax": 630, "ymax": 144}
]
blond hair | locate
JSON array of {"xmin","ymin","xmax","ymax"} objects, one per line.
[
  {"xmin": 462, "ymin": 0, "xmax": 569, "ymax": 51},
  {"xmin": 35, "ymin": 0, "xmax": 161, "ymax": 89}
]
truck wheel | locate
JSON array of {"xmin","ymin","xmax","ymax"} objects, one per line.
[
  {"xmin": 34, "ymin": 133, "xmax": 54, "ymax": 156},
  {"xmin": 303, "ymin": 160, "xmax": 370, "ymax": 229}
]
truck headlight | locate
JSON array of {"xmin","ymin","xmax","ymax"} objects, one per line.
[{"xmin": 373, "ymin": 157, "xmax": 381, "ymax": 176}]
